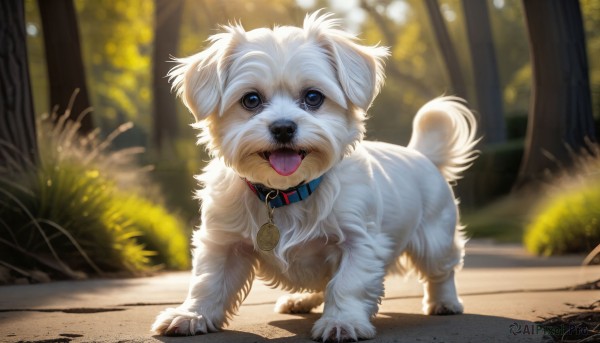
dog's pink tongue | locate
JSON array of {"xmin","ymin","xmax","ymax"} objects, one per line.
[{"xmin": 268, "ymin": 149, "xmax": 302, "ymax": 176}]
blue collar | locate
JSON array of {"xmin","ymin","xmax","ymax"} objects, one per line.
[{"xmin": 245, "ymin": 176, "xmax": 323, "ymax": 208}]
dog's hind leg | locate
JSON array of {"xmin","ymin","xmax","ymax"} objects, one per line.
[
  {"xmin": 405, "ymin": 205, "xmax": 465, "ymax": 316},
  {"xmin": 275, "ymin": 292, "xmax": 324, "ymax": 314},
  {"xmin": 421, "ymin": 268, "xmax": 464, "ymax": 315}
]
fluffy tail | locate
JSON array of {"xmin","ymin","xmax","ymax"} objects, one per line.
[{"xmin": 407, "ymin": 96, "xmax": 480, "ymax": 182}]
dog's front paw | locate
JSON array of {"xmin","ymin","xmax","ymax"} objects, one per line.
[
  {"xmin": 311, "ymin": 315, "xmax": 375, "ymax": 342},
  {"xmin": 151, "ymin": 307, "xmax": 218, "ymax": 336},
  {"xmin": 424, "ymin": 299, "xmax": 464, "ymax": 315}
]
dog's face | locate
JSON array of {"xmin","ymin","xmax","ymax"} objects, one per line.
[{"xmin": 170, "ymin": 13, "xmax": 388, "ymax": 189}]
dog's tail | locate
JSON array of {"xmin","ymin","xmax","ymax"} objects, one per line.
[{"xmin": 407, "ymin": 96, "xmax": 480, "ymax": 182}]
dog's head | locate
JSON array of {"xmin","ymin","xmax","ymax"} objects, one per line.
[{"xmin": 170, "ymin": 12, "xmax": 388, "ymax": 190}]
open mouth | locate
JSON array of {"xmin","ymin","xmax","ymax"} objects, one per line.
[{"xmin": 260, "ymin": 149, "xmax": 308, "ymax": 176}]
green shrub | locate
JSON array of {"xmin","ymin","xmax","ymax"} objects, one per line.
[
  {"xmin": 524, "ymin": 141, "xmax": 600, "ymax": 256},
  {"xmin": 0, "ymin": 113, "xmax": 189, "ymax": 278},
  {"xmin": 524, "ymin": 181, "xmax": 600, "ymax": 256},
  {"xmin": 113, "ymin": 193, "xmax": 190, "ymax": 270}
]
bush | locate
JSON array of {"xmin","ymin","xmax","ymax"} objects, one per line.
[
  {"xmin": 524, "ymin": 181, "xmax": 600, "ymax": 256},
  {"xmin": 0, "ymin": 112, "xmax": 190, "ymax": 279},
  {"xmin": 524, "ymin": 143, "xmax": 600, "ymax": 256},
  {"xmin": 114, "ymin": 193, "xmax": 190, "ymax": 270}
]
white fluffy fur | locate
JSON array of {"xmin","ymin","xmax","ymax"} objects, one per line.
[{"xmin": 151, "ymin": 11, "xmax": 478, "ymax": 342}]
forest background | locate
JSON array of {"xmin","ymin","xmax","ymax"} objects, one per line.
[{"xmin": 1, "ymin": 0, "xmax": 598, "ymax": 279}]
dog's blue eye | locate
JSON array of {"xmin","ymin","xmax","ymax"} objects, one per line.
[
  {"xmin": 241, "ymin": 92, "xmax": 262, "ymax": 111},
  {"xmin": 304, "ymin": 90, "xmax": 324, "ymax": 109}
]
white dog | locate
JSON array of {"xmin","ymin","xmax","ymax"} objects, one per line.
[{"xmin": 152, "ymin": 11, "xmax": 478, "ymax": 342}]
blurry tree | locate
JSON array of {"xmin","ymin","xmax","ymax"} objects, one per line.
[
  {"xmin": 38, "ymin": 0, "xmax": 93, "ymax": 134},
  {"xmin": 462, "ymin": 0, "xmax": 505, "ymax": 144},
  {"xmin": 23, "ymin": 0, "xmax": 49, "ymax": 119},
  {"xmin": 152, "ymin": 0, "xmax": 184, "ymax": 152},
  {"xmin": 581, "ymin": 0, "xmax": 600, "ymax": 119},
  {"xmin": 0, "ymin": 0, "xmax": 38, "ymax": 169},
  {"xmin": 354, "ymin": 0, "xmax": 450, "ymax": 143},
  {"xmin": 517, "ymin": 0, "xmax": 597, "ymax": 187},
  {"xmin": 75, "ymin": 0, "xmax": 153, "ymax": 132},
  {"xmin": 423, "ymin": 0, "xmax": 467, "ymax": 98},
  {"xmin": 488, "ymin": 0, "xmax": 530, "ymax": 117},
  {"xmin": 360, "ymin": 0, "xmax": 437, "ymax": 101}
]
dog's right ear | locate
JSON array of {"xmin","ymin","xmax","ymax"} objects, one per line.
[{"xmin": 168, "ymin": 25, "xmax": 246, "ymax": 121}]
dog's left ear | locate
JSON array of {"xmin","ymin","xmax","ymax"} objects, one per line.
[{"xmin": 304, "ymin": 12, "xmax": 389, "ymax": 111}]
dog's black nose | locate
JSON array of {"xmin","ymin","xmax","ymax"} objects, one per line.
[{"xmin": 269, "ymin": 120, "xmax": 297, "ymax": 144}]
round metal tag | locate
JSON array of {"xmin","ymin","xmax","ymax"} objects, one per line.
[{"xmin": 257, "ymin": 222, "xmax": 280, "ymax": 251}]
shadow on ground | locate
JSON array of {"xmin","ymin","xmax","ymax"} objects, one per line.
[{"xmin": 152, "ymin": 312, "xmax": 547, "ymax": 343}]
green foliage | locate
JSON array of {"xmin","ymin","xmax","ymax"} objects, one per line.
[
  {"xmin": 524, "ymin": 182, "xmax": 600, "ymax": 256},
  {"xmin": 113, "ymin": 193, "xmax": 190, "ymax": 270},
  {"xmin": 151, "ymin": 157, "xmax": 200, "ymax": 226},
  {"xmin": 524, "ymin": 143, "xmax": 600, "ymax": 256},
  {"xmin": 75, "ymin": 0, "xmax": 153, "ymax": 129},
  {"xmin": 0, "ymin": 113, "xmax": 189, "ymax": 278}
]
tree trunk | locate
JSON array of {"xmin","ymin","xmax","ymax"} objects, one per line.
[
  {"xmin": 517, "ymin": 0, "xmax": 596, "ymax": 186},
  {"xmin": 152, "ymin": 0, "xmax": 184, "ymax": 152},
  {"xmin": 462, "ymin": 0, "xmax": 506, "ymax": 144},
  {"xmin": 37, "ymin": 0, "xmax": 94, "ymax": 135},
  {"xmin": 423, "ymin": 0, "xmax": 468, "ymax": 99},
  {"xmin": 0, "ymin": 0, "xmax": 38, "ymax": 170}
]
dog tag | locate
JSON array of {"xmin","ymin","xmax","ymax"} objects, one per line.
[
  {"xmin": 257, "ymin": 191, "xmax": 280, "ymax": 251},
  {"xmin": 257, "ymin": 222, "xmax": 280, "ymax": 251}
]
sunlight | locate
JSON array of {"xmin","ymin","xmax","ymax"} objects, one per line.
[
  {"xmin": 440, "ymin": 3, "xmax": 457, "ymax": 22},
  {"xmin": 26, "ymin": 22, "xmax": 38, "ymax": 36},
  {"xmin": 386, "ymin": 0, "xmax": 411, "ymax": 24},
  {"xmin": 295, "ymin": 0, "xmax": 315, "ymax": 9}
]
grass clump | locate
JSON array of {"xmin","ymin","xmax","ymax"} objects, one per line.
[
  {"xmin": 524, "ymin": 181, "xmax": 600, "ymax": 256},
  {"xmin": 112, "ymin": 193, "xmax": 190, "ymax": 270},
  {"xmin": 0, "ymin": 109, "xmax": 190, "ymax": 280},
  {"xmin": 524, "ymin": 143, "xmax": 600, "ymax": 256}
]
